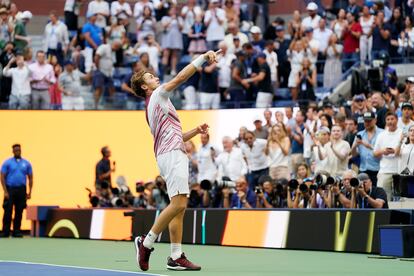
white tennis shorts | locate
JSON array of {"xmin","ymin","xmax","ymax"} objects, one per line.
[{"xmin": 157, "ymin": 149, "xmax": 190, "ymax": 199}]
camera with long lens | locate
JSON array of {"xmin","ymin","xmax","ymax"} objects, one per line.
[
  {"xmin": 255, "ymin": 187, "xmax": 263, "ymax": 194},
  {"xmin": 111, "ymin": 197, "xmax": 123, "ymax": 207},
  {"xmin": 350, "ymin": 178, "xmax": 360, "ymax": 188},
  {"xmin": 314, "ymin": 174, "xmax": 339, "ymax": 190},
  {"xmin": 288, "ymin": 179, "xmax": 299, "ymax": 190},
  {"xmin": 299, "ymin": 183, "xmax": 308, "ymax": 193},
  {"xmin": 200, "ymin": 177, "xmax": 236, "ymax": 191}
]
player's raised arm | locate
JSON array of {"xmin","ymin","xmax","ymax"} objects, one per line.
[{"xmin": 164, "ymin": 50, "xmax": 221, "ymax": 92}]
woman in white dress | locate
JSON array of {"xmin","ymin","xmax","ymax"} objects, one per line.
[
  {"xmin": 331, "ymin": 9, "xmax": 347, "ymax": 42},
  {"xmin": 360, "ymin": 5, "xmax": 374, "ymax": 64},
  {"xmin": 136, "ymin": 6, "xmax": 156, "ymax": 42},
  {"xmin": 161, "ymin": 7, "xmax": 183, "ymax": 76},
  {"xmin": 287, "ymin": 39, "xmax": 306, "ymax": 100},
  {"xmin": 396, "ymin": 125, "xmax": 414, "ymax": 174},
  {"xmin": 265, "ymin": 123, "xmax": 291, "ymax": 180},
  {"xmin": 323, "ymin": 34, "xmax": 343, "ymax": 88}
]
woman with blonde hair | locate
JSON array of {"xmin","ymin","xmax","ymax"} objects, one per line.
[{"xmin": 265, "ymin": 123, "xmax": 291, "ymax": 180}]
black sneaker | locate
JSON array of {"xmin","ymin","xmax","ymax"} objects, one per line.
[{"xmin": 167, "ymin": 253, "xmax": 201, "ymax": 271}]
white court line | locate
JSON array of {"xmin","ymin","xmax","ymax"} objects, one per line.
[{"xmin": 0, "ymin": 260, "xmax": 169, "ymax": 276}]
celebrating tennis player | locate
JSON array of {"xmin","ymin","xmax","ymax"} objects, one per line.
[{"xmin": 130, "ymin": 50, "xmax": 221, "ymax": 271}]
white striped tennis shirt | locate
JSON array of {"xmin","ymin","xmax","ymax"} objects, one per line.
[{"xmin": 146, "ymin": 85, "xmax": 185, "ymax": 157}]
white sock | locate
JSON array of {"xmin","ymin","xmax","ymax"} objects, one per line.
[
  {"xmin": 143, "ymin": 230, "xmax": 158, "ymax": 249},
  {"xmin": 170, "ymin": 243, "xmax": 182, "ymax": 260}
]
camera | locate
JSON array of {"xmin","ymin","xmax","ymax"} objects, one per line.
[
  {"xmin": 299, "ymin": 184, "xmax": 309, "ymax": 193},
  {"xmin": 200, "ymin": 177, "xmax": 236, "ymax": 191},
  {"xmin": 314, "ymin": 174, "xmax": 339, "ymax": 190},
  {"xmin": 350, "ymin": 177, "xmax": 361, "ymax": 188},
  {"xmin": 288, "ymin": 179, "xmax": 299, "ymax": 190},
  {"xmin": 136, "ymin": 182, "xmax": 145, "ymax": 193},
  {"xmin": 255, "ymin": 187, "xmax": 263, "ymax": 194},
  {"xmin": 111, "ymin": 197, "xmax": 123, "ymax": 207}
]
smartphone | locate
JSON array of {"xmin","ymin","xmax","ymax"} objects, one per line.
[{"xmin": 356, "ymin": 134, "xmax": 362, "ymax": 140}]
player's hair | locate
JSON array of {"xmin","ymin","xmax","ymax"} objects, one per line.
[{"xmin": 130, "ymin": 70, "xmax": 148, "ymax": 98}]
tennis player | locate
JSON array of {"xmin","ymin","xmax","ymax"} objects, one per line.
[{"xmin": 130, "ymin": 50, "xmax": 221, "ymax": 271}]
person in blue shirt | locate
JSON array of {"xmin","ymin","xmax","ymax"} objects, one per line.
[
  {"xmin": 82, "ymin": 12, "xmax": 103, "ymax": 73},
  {"xmin": 222, "ymin": 176, "xmax": 256, "ymax": 208},
  {"xmin": 1, "ymin": 144, "xmax": 33, "ymax": 237},
  {"xmin": 351, "ymin": 111, "xmax": 383, "ymax": 187}
]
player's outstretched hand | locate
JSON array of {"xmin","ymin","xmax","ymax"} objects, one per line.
[
  {"xmin": 204, "ymin": 49, "xmax": 222, "ymax": 64},
  {"xmin": 198, "ymin": 123, "xmax": 209, "ymax": 135}
]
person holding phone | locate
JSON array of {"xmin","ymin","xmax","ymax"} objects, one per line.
[
  {"xmin": 374, "ymin": 112, "xmax": 403, "ymax": 201},
  {"xmin": 396, "ymin": 125, "xmax": 414, "ymax": 175}
]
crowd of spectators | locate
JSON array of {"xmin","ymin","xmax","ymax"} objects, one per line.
[{"xmin": 2, "ymin": 0, "xmax": 414, "ymax": 110}]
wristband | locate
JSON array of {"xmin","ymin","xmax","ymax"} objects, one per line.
[{"xmin": 191, "ymin": 54, "xmax": 206, "ymax": 69}]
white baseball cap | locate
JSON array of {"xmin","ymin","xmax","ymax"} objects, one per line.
[
  {"xmin": 20, "ymin": 11, "xmax": 33, "ymax": 20},
  {"xmin": 250, "ymin": 26, "xmax": 262, "ymax": 34},
  {"xmin": 306, "ymin": 2, "xmax": 318, "ymax": 11}
]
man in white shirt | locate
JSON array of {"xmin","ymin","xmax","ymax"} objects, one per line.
[
  {"xmin": 223, "ymin": 22, "xmax": 249, "ymax": 54},
  {"xmin": 301, "ymin": 2, "xmax": 321, "ymax": 30},
  {"xmin": 216, "ymin": 136, "xmax": 247, "ymax": 181},
  {"xmin": 135, "ymin": 34, "xmax": 161, "ymax": 74},
  {"xmin": 197, "ymin": 133, "xmax": 218, "ymax": 184},
  {"xmin": 59, "ymin": 60, "xmax": 89, "ymax": 110},
  {"xmin": 263, "ymin": 40, "xmax": 278, "ymax": 86},
  {"xmin": 204, "ymin": 0, "xmax": 226, "ymax": 50},
  {"xmin": 398, "ymin": 102, "xmax": 414, "ymax": 135},
  {"xmin": 313, "ymin": 18, "xmax": 332, "ymax": 54},
  {"xmin": 374, "ymin": 112, "xmax": 403, "ymax": 201},
  {"xmin": 312, "ymin": 127, "xmax": 331, "ymax": 174},
  {"xmin": 93, "ymin": 40, "xmax": 121, "ymax": 108},
  {"xmin": 217, "ymin": 41, "xmax": 235, "ymax": 97},
  {"xmin": 2, "ymin": 54, "xmax": 31, "ymax": 109},
  {"xmin": 87, "ymin": 0, "xmax": 110, "ymax": 29},
  {"xmin": 241, "ymin": 131, "xmax": 269, "ymax": 189}
]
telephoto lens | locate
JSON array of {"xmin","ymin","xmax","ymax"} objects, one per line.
[
  {"xmin": 288, "ymin": 179, "xmax": 299, "ymax": 190},
  {"xmin": 299, "ymin": 184, "xmax": 308, "ymax": 193},
  {"xmin": 350, "ymin": 178, "xmax": 360, "ymax": 188}
]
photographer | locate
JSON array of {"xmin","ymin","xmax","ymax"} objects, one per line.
[
  {"xmin": 222, "ymin": 176, "xmax": 256, "ymax": 209},
  {"xmin": 356, "ymin": 173, "xmax": 388, "ymax": 209},
  {"xmin": 331, "ymin": 170, "xmax": 357, "ymax": 208},
  {"xmin": 287, "ymin": 178, "xmax": 320, "ymax": 209},
  {"xmin": 147, "ymin": 176, "xmax": 170, "ymax": 210},
  {"xmin": 95, "ymin": 146, "xmax": 116, "ymax": 193},
  {"xmin": 256, "ymin": 179, "xmax": 285, "ymax": 208},
  {"xmin": 188, "ymin": 183, "xmax": 210, "ymax": 208}
]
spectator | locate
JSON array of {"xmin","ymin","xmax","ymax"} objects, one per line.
[
  {"xmin": 320, "ymin": 113, "xmax": 333, "ymax": 130},
  {"xmin": 95, "ymin": 146, "xmax": 116, "ymax": 191},
  {"xmin": 64, "ymin": 0, "xmax": 82, "ymax": 33},
  {"xmin": 263, "ymin": 109, "xmax": 273, "ymax": 131},
  {"xmin": 250, "ymin": 26, "xmax": 265, "ymax": 52},
  {"xmin": 295, "ymin": 163, "xmax": 310, "ymax": 183},
  {"xmin": 352, "ymin": 94, "xmax": 368, "ymax": 131},
  {"xmin": 396, "ymin": 125, "xmax": 414, "ymax": 174},
  {"xmin": 13, "ymin": 10, "xmax": 32, "ymax": 52},
  {"xmin": 342, "ymin": 12, "xmax": 362, "ymax": 71},
  {"xmin": 332, "ymin": 169, "xmax": 357, "ymax": 208},
  {"xmin": 344, "ymin": 117, "xmax": 358, "ymax": 146},
  {"xmin": 328, "ymin": 125, "xmax": 351, "ymax": 177},
  {"xmin": 2, "ymin": 54, "xmax": 31, "ymax": 110},
  {"xmin": 274, "ymin": 25, "xmax": 291, "ymax": 88},
  {"xmin": 197, "ymin": 134, "xmax": 218, "ymax": 184},
  {"xmin": 217, "ymin": 41, "xmax": 235, "ymax": 101},
  {"xmin": 222, "ymin": 176, "xmax": 256, "ymax": 208},
  {"xmin": 187, "ymin": 14, "xmax": 207, "ymax": 55},
  {"xmin": 323, "ymin": 34, "xmax": 343, "ymax": 88},
  {"xmin": 216, "ymin": 136, "xmax": 247, "ymax": 181},
  {"xmin": 185, "ymin": 140, "xmax": 198, "ymax": 185},
  {"xmin": 0, "ymin": 41, "xmax": 14, "ymax": 105},
  {"xmin": 248, "ymin": 53, "xmax": 273, "ymax": 108},
  {"xmin": 87, "ymin": 0, "xmax": 110, "ymax": 29},
  {"xmin": 313, "ymin": 18, "xmax": 333, "ymax": 68},
  {"xmin": 111, "ymin": 0, "xmax": 132, "ymax": 22},
  {"xmin": 93, "ymin": 40, "xmax": 121, "ymax": 108},
  {"xmin": 360, "ymin": 5, "xmax": 375, "ymax": 64},
  {"xmin": 356, "ymin": 173, "xmax": 388, "ymax": 209},
  {"xmin": 389, "ymin": 7, "xmax": 404, "ymax": 60},
  {"xmin": 371, "ymin": 11, "xmax": 391, "ymax": 59},
  {"xmin": 107, "ymin": 17, "xmax": 127, "ymax": 67},
  {"xmin": 82, "ymin": 12, "xmax": 103, "ymax": 73},
  {"xmin": 1, "ymin": 144, "xmax": 33, "ymax": 238},
  {"xmin": 59, "ymin": 60, "xmax": 89, "ymax": 110},
  {"xmin": 397, "ymin": 16, "xmax": 414, "ymax": 61},
  {"xmin": 134, "ymin": 34, "xmax": 161, "ymax": 74},
  {"xmin": 204, "ymin": 0, "xmax": 226, "ymax": 51},
  {"xmin": 346, "ymin": 0, "xmax": 361, "ymax": 16},
  {"xmin": 49, "ymin": 62, "xmax": 63, "ymax": 109},
  {"xmin": 199, "ymin": 58, "xmax": 220, "ymax": 109},
  {"xmin": 311, "ymin": 127, "xmax": 331, "ymax": 174},
  {"xmin": 223, "ymin": 22, "xmax": 249, "ymax": 54},
  {"xmin": 398, "ymin": 102, "xmax": 414, "ymax": 134},
  {"xmin": 252, "ymin": 116, "xmax": 268, "ymax": 139},
  {"xmin": 265, "ymin": 124, "xmax": 291, "ymax": 180},
  {"xmin": 263, "ymin": 41, "xmax": 278, "ymax": 87},
  {"xmin": 288, "ymin": 10, "xmax": 302, "ymax": 40},
  {"xmin": 303, "ymin": 106, "xmax": 319, "ymax": 162},
  {"xmin": 352, "ymin": 111, "xmax": 383, "ymax": 186},
  {"xmin": 28, "ymin": 51, "xmax": 56, "ymax": 110},
  {"xmin": 290, "ymin": 110, "xmax": 306, "ymax": 170},
  {"xmin": 136, "ymin": 6, "xmax": 156, "ymax": 42},
  {"xmin": 331, "ymin": 9, "xmax": 347, "ymax": 42},
  {"xmin": 287, "ymin": 39, "xmax": 306, "ymax": 100},
  {"xmin": 181, "ymin": 0, "xmax": 202, "ymax": 53},
  {"xmin": 223, "ymin": 0, "xmax": 239, "ymax": 25},
  {"xmin": 374, "ymin": 112, "xmax": 403, "ymax": 201},
  {"xmin": 296, "ymin": 57, "xmax": 317, "ymax": 106},
  {"xmin": 133, "ymin": 0, "xmax": 154, "ymax": 20},
  {"xmin": 0, "ymin": 7, "xmax": 12, "ymax": 49},
  {"xmin": 161, "ymin": 7, "xmax": 183, "ymax": 76},
  {"xmin": 228, "ymin": 51, "xmax": 249, "ymax": 104},
  {"xmin": 44, "ymin": 11, "xmax": 70, "ymax": 66},
  {"xmin": 302, "ymin": 2, "xmax": 321, "ymax": 30},
  {"xmin": 136, "ymin": 52, "xmax": 155, "ymax": 75},
  {"xmin": 371, "ymin": 92, "xmax": 388, "ymax": 129}
]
